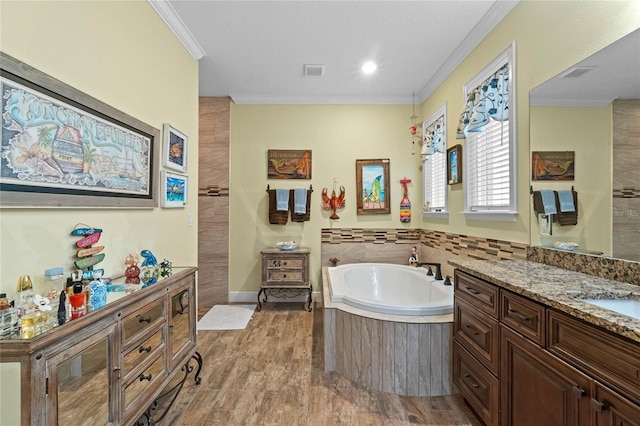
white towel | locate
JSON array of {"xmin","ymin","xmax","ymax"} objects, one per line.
[
  {"xmin": 557, "ymin": 190, "xmax": 575, "ymax": 213},
  {"xmin": 540, "ymin": 190, "xmax": 557, "ymax": 215},
  {"xmin": 294, "ymin": 188, "xmax": 307, "ymax": 214},
  {"xmin": 276, "ymin": 189, "xmax": 289, "ymax": 211}
]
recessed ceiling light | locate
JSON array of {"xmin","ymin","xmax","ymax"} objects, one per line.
[{"xmin": 362, "ymin": 61, "xmax": 377, "ymax": 74}]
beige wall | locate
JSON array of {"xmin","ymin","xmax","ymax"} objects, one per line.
[
  {"xmin": 0, "ymin": 2, "xmax": 199, "ymax": 297},
  {"xmin": 529, "ymin": 106, "xmax": 612, "ymax": 254},
  {"xmin": 419, "ymin": 0, "xmax": 640, "ymax": 244},
  {"xmin": 229, "ymin": 1, "xmax": 640, "ymax": 294},
  {"xmin": 229, "ymin": 103, "xmax": 417, "ymax": 293}
]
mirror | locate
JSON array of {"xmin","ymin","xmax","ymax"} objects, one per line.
[{"xmin": 529, "ymin": 28, "xmax": 640, "ymax": 262}]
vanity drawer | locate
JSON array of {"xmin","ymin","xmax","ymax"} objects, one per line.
[
  {"xmin": 547, "ymin": 310, "xmax": 640, "ymax": 404},
  {"xmin": 266, "ymin": 258, "xmax": 303, "ymax": 269},
  {"xmin": 454, "ymin": 271, "xmax": 499, "ymax": 318},
  {"xmin": 500, "ymin": 290, "xmax": 545, "ymax": 346},
  {"xmin": 454, "ymin": 297, "xmax": 500, "ymax": 375},
  {"xmin": 453, "ymin": 340, "xmax": 499, "ymax": 426},
  {"xmin": 124, "ymin": 353, "xmax": 166, "ymax": 415},
  {"xmin": 266, "ymin": 270, "xmax": 303, "ymax": 283},
  {"xmin": 122, "ymin": 300, "xmax": 165, "ymax": 345},
  {"xmin": 123, "ymin": 326, "xmax": 165, "ymax": 378}
]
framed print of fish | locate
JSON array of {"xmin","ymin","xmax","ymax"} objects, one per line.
[
  {"xmin": 356, "ymin": 158, "xmax": 390, "ymax": 215},
  {"xmin": 163, "ymin": 123, "xmax": 188, "ymax": 173}
]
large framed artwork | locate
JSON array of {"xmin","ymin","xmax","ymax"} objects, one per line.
[
  {"xmin": 356, "ymin": 158, "xmax": 390, "ymax": 215},
  {"xmin": 0, "ymin": 52, "xmax": 159, "ymax": 208}
]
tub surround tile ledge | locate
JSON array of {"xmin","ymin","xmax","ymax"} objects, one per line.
[{"xmin": 449, "ymin": 258, "xmax": 640, "ymax": 344}]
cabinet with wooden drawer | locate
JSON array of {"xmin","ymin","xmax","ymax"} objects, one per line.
[{"xmin": 259, "ymin": 247, "xmax": 312, "ymax": 311}]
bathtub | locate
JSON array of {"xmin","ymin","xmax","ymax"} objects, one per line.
[
  {"xmin": 323, "ymin": 263, "xmax": 454, "ymax": 397},
  {"xmin": 327, "ymin": 263, "xmax": 453, "ymax": 316}
]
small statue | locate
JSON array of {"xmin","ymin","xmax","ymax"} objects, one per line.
[
  {"xmin": 140, "ymin": 250, "xmax": 159, "ymax": 286},
  {"xmin": 57, "ymin": 291, "xmax": 67, "ymax": 326},
  {"xmin": 160, "ymin": 259, "xmax": 173, "ymax": 278},
  {"xmin": 124, "ymin": 254, "xmax": 141, "ymax": 284},
  {"xmin": 409, "ymin": 246, "xmax": 419, "ymax": 267}
]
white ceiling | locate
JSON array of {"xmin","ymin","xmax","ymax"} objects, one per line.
[
  {"xmin": 150, "ymin": 0, "xmax": 519, "ymax": 104},
  {"xmin": 530, "ymin": 28, "xmax": 640, "ymax": 107}
]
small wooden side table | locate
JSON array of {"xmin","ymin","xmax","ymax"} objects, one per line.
[{"xmin": 258, "ymin": 247, "xmax": 312, "ymax": 311}]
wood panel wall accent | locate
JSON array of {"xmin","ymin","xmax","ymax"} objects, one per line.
[
  {"xmin": 324, "ymin": 307, "xmax": 453, "ymax": 397},
  {"xmin": 198, "ymin": 97, "xmax": 231, "ymax": 316}
]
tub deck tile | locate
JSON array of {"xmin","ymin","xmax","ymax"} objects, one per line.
[
  {"xmin": 382, "ymin": 321, "xmax": 395, "ymax": 393},
  {"xmin": 407, "ymin": 323, "xmax": 421, "ymax": 395},
  {"xmin": 394, "ymin": 322, "xmax": 408, "ymax": 394}
]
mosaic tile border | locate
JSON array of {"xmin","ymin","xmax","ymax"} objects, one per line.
[
  {"xmin": 321, "ymin": 228, "xmax": 527, "ymax": 261},
  {"xmin": 613, "ymin": 188, "xmax": 640, "ymax": 198},
  {"xmin": 527, "ymin": 246, "xmax": 640, "ymax": 286}
]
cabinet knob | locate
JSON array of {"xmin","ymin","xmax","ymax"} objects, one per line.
[
  {"xmin": 139, "ymin": 345, "xmax": 152, "ymax": 354},
  {"xmin": 591, "ymin": 398, "xmax": 605, "ymax": 413},
  {"xmin": 507, "ymin": 308, "xmax": 531, "ymax": 322},
  {"xmin": 138, "ymin": 316, "xmax": 151, "ymax": 323},
  {"xmin": 139, "ymin": 373, "xmax": 152, "ymax": 382},
  {"xmin": 463, "ymin": 324, "xmax": 479, "ymax": 335}
]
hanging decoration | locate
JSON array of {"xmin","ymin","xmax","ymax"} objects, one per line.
[
  {"xmin": 321, "ymin": 178, "xmax": 346, "ymax": 220},
  {"xmin": 409, "ymin": 93, "xmax": 421, "ymax": 155}
]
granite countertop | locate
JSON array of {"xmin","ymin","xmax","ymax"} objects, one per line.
[{"xmin": 449, "ymin": 258, "xmax": 640, "ymax": 344}]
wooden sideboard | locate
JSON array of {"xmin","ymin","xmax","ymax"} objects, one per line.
[
  {"xmin": 0, "ymin": 267, "xmax": 200, "ymax": 426},
  {"xmin": 258, "ymin": 247, "xmax": 312, "ymax": 311}
]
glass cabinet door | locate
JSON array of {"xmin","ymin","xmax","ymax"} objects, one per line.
[{"xmin": 47, "ymin": 324, "xmax": 117, "ymax": 426}]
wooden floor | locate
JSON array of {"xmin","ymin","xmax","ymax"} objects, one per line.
[{"xmin": 156, "ymin": 302, "xmax": 482, "ymax": 426}]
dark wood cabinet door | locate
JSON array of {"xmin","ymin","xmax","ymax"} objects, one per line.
[
  {"xmin": 592, "ymin": 382, "xmax": 640, "ymax": 426},
  {"xmin": 501, "ymin": 325, "xmax": 591, "ymax": 426}
]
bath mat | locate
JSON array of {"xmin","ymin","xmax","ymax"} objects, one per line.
[{"xmin": 197, "ymin": 304, "xmax": 255, "ymax": 330}]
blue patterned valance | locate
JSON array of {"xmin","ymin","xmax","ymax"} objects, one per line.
[
  {"xmin": 456, "ymin": 64, "xmax": 509, "ymax": 139},
  {"xmin": 421, "ymin": 115, "xmax": 445, "ymax": 156}
]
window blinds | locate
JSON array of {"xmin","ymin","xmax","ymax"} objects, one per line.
[
  {"xmin": 466, "ymin": 118, "xmax": 510, "ymax": 210},
  {"xmin": 424, "ymin": 151, "xmax": 446, "ymax": 211}
]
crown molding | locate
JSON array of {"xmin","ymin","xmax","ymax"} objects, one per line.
[
  {"xmin": 230, "ymin": 94, "xmax": 411, "ymax": 105},
  {"xmin": 529, "ymin": 97, "xmax": 615, "ymax": 107},
  {"xmin": 416, "ymin": 0, "xmax": 519, "ymax": 103},
  {"xmin": 148, "ymin": 0, "xmax": 206, "ymax": 60}
]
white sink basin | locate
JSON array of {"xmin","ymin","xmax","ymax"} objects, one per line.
[{"xmin": 580, "ymin": 298, "xmax": 640, "ymax": 320}]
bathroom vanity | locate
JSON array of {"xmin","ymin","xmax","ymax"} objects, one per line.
[
  {"xmin": 451, "ymin": 259, "xmax": 640, "ymax": 426},
  {"xmin": 0, "ymin": 267, "xmax": 200, "ymax": 425}
]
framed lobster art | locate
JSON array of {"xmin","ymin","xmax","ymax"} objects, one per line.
[{"xmin": 356, "ymin": 159, "xmax": 390, "ymax": 215}]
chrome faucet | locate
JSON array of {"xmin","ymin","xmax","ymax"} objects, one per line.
[{"xmin": 416, "ymin": 262, "xmax": 443, "ymax": 280}]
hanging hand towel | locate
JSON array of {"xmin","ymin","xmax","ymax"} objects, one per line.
[
  {"xmin": 267, "ymin": 190, "xmax": 288, "ymax": 224},
  {"xmin": 276, "ymin": 189, "xmax": 289, "ymax": 211},
  {"xmin": 539, "ymin": 190, "xmax": 557, "ymax": 215},
  {"xmin": 293, "ymin": 188, "xmax": 308, "ymax": 214},
  {"xmin": 557, "ymin": 190, "xmax": 575, "ymax": 212}
]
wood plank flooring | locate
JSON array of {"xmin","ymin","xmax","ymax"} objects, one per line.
[{"xmin": 156, "ymin": 303, "xmax": 482, "ymax": 426}]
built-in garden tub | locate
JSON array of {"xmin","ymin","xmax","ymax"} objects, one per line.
[{"xmin": 323, "ymin": 263, "xmax": 454, "ymax": 397}]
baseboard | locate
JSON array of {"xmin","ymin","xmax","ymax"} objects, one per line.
[{"xmin": 229, "ymin": 291, "xmax": 322, "ymax": 304}]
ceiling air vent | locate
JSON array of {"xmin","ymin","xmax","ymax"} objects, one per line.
[
  {"xmin": 559, "ymin": 66, "xmax": 596, "ymax": 79},
  {"xmin": 303, "ymin": 64, "xmax": 324, "ymax": 77}
]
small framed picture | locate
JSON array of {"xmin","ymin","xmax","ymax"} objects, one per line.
[
  {"xmin": 447, "ymin": 144, "xmax": 462, "ymax": 185},
  {"xmin": 163, "ymin": 123, "xmax": 188, "ymax": 173},
  {"xmin": 356, "ymin": 159, "xmax": 391, "ymax": 215},
  {"xmin": 161, "ymin": 171, "xmax": 187, "ymax": 208}
]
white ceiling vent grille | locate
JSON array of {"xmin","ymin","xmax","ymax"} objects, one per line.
[
  {"xmin": 303, "ymin": 64, "xmax": 324, "ymax": 77},
  {"xmin": 559, "ymin": 66, "xmax": 596, "ymax": 79}
]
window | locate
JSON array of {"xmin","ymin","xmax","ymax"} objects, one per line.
[
  {"xmin": 422, "ymin": 103, "xmax": 447, "ymax": 218},
  {"xmin": 457, "ymin": 44, "xmax": 517, "ymax": 221}
]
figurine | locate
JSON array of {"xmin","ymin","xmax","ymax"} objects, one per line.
[
  {"xmin": 321, "ymin": 179, "xmax": 346, "ymax": 220},
  {"xmin": 57, "ymin": 291, "xmax": 67, "ymax": 326},
  {"xmin": 160, "ymin": 259, "xmax": 173, "ymax": 278},
  {"xmin": 140, "ymin": 250, "xmax": 159, "ymax": 286},
  {"xmin": 409, "ymin": 246, "xmax": 419, "ymax": 267},
  {"xmin": 124, "ymin": 254, "xmax": 141, "ymax": 284}
]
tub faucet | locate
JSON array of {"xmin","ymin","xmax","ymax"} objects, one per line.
[{"xmin": 416, "ymin": 262, "xmax": 443, "ymax": 281}]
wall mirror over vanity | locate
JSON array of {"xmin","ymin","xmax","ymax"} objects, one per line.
[{"xmin": 529, "ymin": 28, "xmax": 640, "ymax": 262}]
